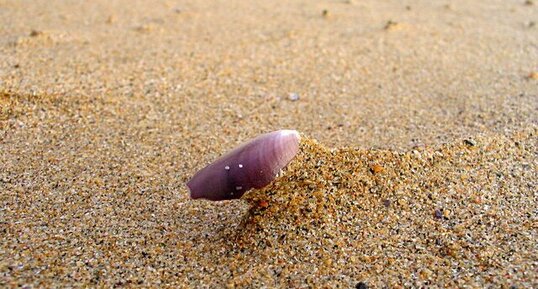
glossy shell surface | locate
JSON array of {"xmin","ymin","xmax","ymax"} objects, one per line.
[{"xmin": 187, "ymin": 130, "xmax": 300, "ymax": 201}]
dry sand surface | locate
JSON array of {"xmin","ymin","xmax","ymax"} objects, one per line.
[{"xmin": 1, "ymin": 0, "xmax": 537, "ymax": 287}]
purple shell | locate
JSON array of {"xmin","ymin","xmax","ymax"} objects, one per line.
[{"xmin": 187, "ymin": 130, "xmax": 300, "ymax": 201}]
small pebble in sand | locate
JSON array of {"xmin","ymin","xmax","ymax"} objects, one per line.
[
  {"xmin": 356, "ymin": 282, "xmax": 368, "ymax": 289},
  {"xmin": 288, "ymin": 92, "xmax": 300, "ymax": 101},
  {"xmin": 258, "ymin": 200, "xmax": 269, "ymax": 208},
  {"xmin": 135, "ymin": 24, "xmax": 156, "ymax": 33},
  {"xmin": 471, "ymin": 196, "xmax": 482, "ymax": 204},
  {"xmin": 29, "ymin": 30, "xmax": 43, "ymax": 37},
  {"xmin": 370, "ymin": 164, "xmax": 384, "ymax": 174},
  {"xmin": 527, "ymin": 71, "xmax": 538, "ymax": 80},
  {"xmin": 384, "ymin": 20, "xmax": 399, "ymax": 30},
  {"xmin": 463, "ymin": 139, "xmax": 476, "ymax": 147},
  {"xmin": 434, "ymin": 209, "xmax": 443, "ymax": 219},
  {"xmin": 524, "ymin": 0, "xmax": 534, "ymax": 6},
  {"xmin": 322, "ymin": 9, "xmax": 329, "ymax": 18}
]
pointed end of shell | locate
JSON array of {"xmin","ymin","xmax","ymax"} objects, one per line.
[
  {"xmin": 278, "ymin": 129, "xmax": 301, "ymax": 143},
  {"xmin": 186, "ymin": 182, "xmax": 199, "ymax": 200},
  {"xmin": 278, "ymin": 129, "xmax": 300, "ymax": 139}
]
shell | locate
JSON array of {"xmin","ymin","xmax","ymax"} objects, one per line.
[{"xmin": 187, "ymin": 130, "xmax": 300, "ymax": 201}]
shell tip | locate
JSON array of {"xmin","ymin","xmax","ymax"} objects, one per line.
[
  {"xmin": 186, "ymin": 182, "xmax": 201, "ymax": 200},
  {"xmin": 278, "ymin": 129, "xmax": 300, "ymax": 140}
]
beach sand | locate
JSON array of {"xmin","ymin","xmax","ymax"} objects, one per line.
[{"xmin": 1, "ymin": 0, "xmax": 537, "ymax": 287}]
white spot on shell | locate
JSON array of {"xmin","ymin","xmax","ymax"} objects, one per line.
[
  {"xmin": 238, "ymin": 164, "xmax": 243, "ymax": 168},
  {"xmin": 224, "ymin": 166, "xmax": 230, "ymax": 170},
  {"xmin": 236, "ymin": 186, "xmax": 243, "ymax": 190}
]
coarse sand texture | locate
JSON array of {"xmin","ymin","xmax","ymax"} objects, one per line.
[{"xmin": 1, "ymin": 0, "xmax": 537, "ymax": 287}]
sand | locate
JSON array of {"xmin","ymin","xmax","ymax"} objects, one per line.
[{"xmin": 1, "ymin": 0, "xmax": 537, "ymax": 287}]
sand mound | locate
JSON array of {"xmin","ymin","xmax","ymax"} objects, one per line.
[{"xmin": 210, "ymin": 129, "xmax": 537, "ymax": 287}]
